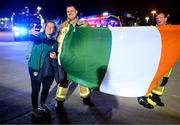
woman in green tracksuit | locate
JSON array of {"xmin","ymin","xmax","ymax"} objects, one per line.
[{"xmin": 28, "ymin": 21, "xmax": 57, "ymax": 117}]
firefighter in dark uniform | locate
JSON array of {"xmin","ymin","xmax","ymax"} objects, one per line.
[
  {"xmin": 55, "ymin": 4, "xmax": 94, "ymax": 111},
  {"xmin": 138, "ymin": 12, "xmax": 172, "ymax": 109}
]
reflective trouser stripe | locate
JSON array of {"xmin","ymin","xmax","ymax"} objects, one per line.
[
  {"xmin": 151, "ymin": 69, "xmax": 172, "ymax": 96},
  {"xmin": 152, "ymin": 86, "xmax": 164, "ymax": 96},
  {"xmin": 152, "ymin": 75, "xmax": 166, "ymax": 96},
  {"xmin": 164, "ymin": 68, "xmax": 172, "ymax": 77},
  {"xmin": 55, "ymin": 84, "xmax": 68, "ymax": 101},
  {"xmin": 152, "ymin": 80, "xmax": 165, "ymax": 96},
  {"xmin": 79, "ymin": 85, "xmax": 90, "ymax": 98}
]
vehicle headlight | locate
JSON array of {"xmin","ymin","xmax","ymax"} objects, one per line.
[
  {"xmin": 13, "ymin": 26, "xmax": 28, "ymax": 36},
  {"xmin": 12, "ymin": 26, "xmax": 19, "ymax": 31},
  {"xmin": 19, "ymin": 27, "xmax": 28, "ymax": 35}
]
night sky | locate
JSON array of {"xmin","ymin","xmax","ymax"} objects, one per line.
[{"xmin": 0, "ymin": 0, "xmax": 180, "ymax": 24}]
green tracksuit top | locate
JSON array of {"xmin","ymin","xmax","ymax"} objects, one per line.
[{"xmin": 28, "ymin": 32, "xmax": 57, "ymax": 70}]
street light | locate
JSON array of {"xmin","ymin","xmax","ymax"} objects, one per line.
[
  {"xmin": 102, "ymin": 12, "xmax": 109, "ymax": 16},
  {"xmin": 145, "ymin": 16, "xmax": 150, "ymax": 24},
  {"xmin": 37, "ymin": 6, "xmax": 42, "ymax": 11},
  {"xmin": 151, "ymin": 10, "xmax": 156, "ymax": 25}
]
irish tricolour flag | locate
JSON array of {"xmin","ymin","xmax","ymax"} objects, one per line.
[{"xmin": 59, "ymin": 25, "xmax": 180, "ymax": 97}]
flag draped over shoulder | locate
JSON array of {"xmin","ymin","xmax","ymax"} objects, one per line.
[{"xmin": 60, "ymin": 25, "xmax": 180, "ymax": 97}]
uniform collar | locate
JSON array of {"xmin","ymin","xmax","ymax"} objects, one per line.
[{"xmin": 67, "ymin": 18, "xmax": 79, "ymax": 27}]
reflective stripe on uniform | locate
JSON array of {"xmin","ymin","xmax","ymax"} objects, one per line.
[
  {"xmin": 151, "ymin": 77, "xmax": 165, "ymax": 95},
  {"xmin": 164, "ymin": 68, "xmax": 172, "ymax": 77},
  {"xmin": 57, "ymin": 25, "xmax": 70, "ymax": 65},
  {"xmin": 79, "ymin": 85, "xmax": 90, "ymax": 98},
  {"xmin": 55, "ymin": 85, "xmax": 68, "ymax": 101},
  {"xmin": 152, "ymin": 86, "xmax": 164, "ymax": 95}
]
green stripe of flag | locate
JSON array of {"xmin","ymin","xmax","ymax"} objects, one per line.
[{"xmin": 60, "ymin": 25, "xmax": 112, "ymax": 89}]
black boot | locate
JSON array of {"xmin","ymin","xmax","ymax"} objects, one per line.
[
  {"xmin": 55, "ymin": 101, "xmax": 64, "ymax": 112},
  {"xmin": 83, "ymin": 97, "xmax": 95, "ymax": 107},
  {"xmin": 40, "ymin": 103, "xmax": 49, "ymax": 113},
  {"xmin": 151, "ymin": 93, "xmax": 165, "ymax": 107},
  {"xmin": 137, "ymin": 96, "xmax": 154, "ymax": 109}
]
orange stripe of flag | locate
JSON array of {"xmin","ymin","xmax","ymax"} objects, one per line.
[{"xmin": 146, "ymin": 25, "xmax": 180, "ymax": 95}]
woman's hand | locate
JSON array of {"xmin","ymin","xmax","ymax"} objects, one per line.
[
  {"xmin": 50, "ymin": 52, "xmax": 57, "ymax": 59},
  {"xmin": 29, "ymin": 24, "xmax": 39, "ymax": 36}
]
